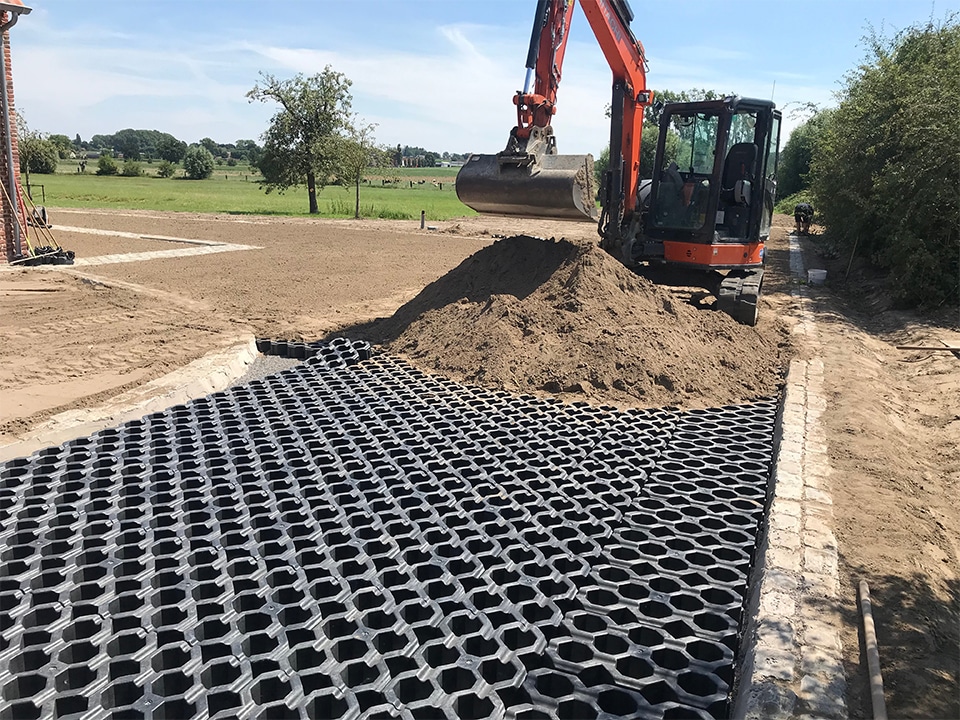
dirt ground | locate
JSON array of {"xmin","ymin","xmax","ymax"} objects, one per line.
[{"xmin": 0, "ymin": 208, "xmax": 957, "ymax": 717}]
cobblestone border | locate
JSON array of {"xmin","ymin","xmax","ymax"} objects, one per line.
[{"xmin": 733, "ymin": 238, "xmax": 847, "ymax": 718}]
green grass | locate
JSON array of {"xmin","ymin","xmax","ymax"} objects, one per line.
[{"xmin": 26, "ymin": 168, "xmax": 475, "ymax": 220}]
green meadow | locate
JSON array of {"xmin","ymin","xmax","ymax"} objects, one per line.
[{"xmin": 28, "ymin": 162, "xmax": 471, "ymax": 220}]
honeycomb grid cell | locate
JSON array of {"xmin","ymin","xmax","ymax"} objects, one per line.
[{"xmin": 0, "ymin": 340, "xmax": 776, "ymax": 720}]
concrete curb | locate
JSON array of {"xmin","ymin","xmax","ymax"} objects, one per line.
[
  {"xmin": 733, "ymin": 237, "xmax": 847, "ymax": 718},
  {"xmin": 53, "ymin": 224, "xmax": 261, "ymax": 266},
  {"xmin": 0, "ymin": 336, "xmax": 259, "ymax": 463}
]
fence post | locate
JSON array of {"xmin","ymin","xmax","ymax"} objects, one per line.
[{"xmin": 420, "ymin": 210, "xmax": 425, "ymax": 229}]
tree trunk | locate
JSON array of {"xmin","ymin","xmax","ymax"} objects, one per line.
[
  {"xmin": 355, "ymin": 178, "xmax": 360, "ymax": 219},
  {"xmin": 306, "ymin": 170, "xmax": 319, "ymax": 214}
]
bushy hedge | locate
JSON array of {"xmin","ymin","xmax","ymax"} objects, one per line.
[{"xmin": 810, "ymin": 18, "xmax": 959, "ymax": 308}]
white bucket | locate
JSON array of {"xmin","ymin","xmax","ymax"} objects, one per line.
[{"xmin": 807, "ymin": 269, "xmax": 827, "ymax": 285}]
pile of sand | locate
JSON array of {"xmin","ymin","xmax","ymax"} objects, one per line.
[{"xmin": 368, "ymin": 235, "xmax": 789, "ymax": 409}]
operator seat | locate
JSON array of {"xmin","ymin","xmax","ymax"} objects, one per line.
[
  {"xmin": 721, "ymin": 143, "xmax": 757, "ymax": 205},
  {"xmin": 719, "ymin": 142, "xmax": 757, "ymax": 239}
]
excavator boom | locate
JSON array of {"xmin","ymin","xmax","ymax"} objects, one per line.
[{"xmin": 457, "ymin": 0, "xmax": 649, "ymax": 222}]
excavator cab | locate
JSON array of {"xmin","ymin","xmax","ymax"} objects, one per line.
[{"xmin": 634, "ymin": 97, "xmax": 781, "ymax": 270}]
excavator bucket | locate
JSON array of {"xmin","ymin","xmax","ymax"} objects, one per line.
[{"xmin": 456, "ymin": 152, "xmax": 597, "ymax": 222}]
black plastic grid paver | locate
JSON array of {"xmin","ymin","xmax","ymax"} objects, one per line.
[{"xmin": 0, "ymin": 339, "xmax": 777, "ymax": 719}]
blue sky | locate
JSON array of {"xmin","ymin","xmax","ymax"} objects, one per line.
[{"xmin": 9, "ymin": 0, "xmax": 957, "ymax": 156}]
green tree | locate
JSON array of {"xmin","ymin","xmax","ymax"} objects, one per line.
[
  {"xmin": 809, "ymin": 17, "xmax": 960, "ymax": 307},
  {"xmin": 156, "ymin": 160, "xmax": 176, "ymax": 178},
  {"xmin": 47, "ymin": 134, "xmax": 73, "ymax": 159},
  {"xmin": 247, "ymin": 68, "xmax": 354, "ymax": 213},
  {"xmin": 90, "ymin": 133, "xmax": 114, "ymax": 152},
  {"xmin": 182, "ymin": 145, "xmax": 214, "ymax": 179},
  {"xmin": 16, "ymin": 115, "xmax": 58, "ymax": 179},
  {"xmin": 594, "ymin": 145, "xmax": 610, "ymax": 189},
  {"xmin": 199, "ymin": 137, "xmax": 220, "ymax": 158},
  {"xmin": 777, "ymin": 111, "xmax": 828, "ymax": 198},
  {"xmin": 120, "ymin": 159, "xmax": 143, "ymax": 177},
  {"xmin": 235, "ymin": 139, "xmax": 262, "ymax": 165},
  {"xmin": 96, "ymin": 152, "xmax": 119, "ymax": 176},
  {"xmin": 113, "ymin": 128, "xmax": 142, "ymax": 160},
  {"xmin": 20, "ymin": 137, "xmax": 58, "ymax": 175},
  {"xmin": 156, "ymin": 134, "xmax": 187, "ymax": 163},
  {"xmin": 339, "ymin": 120, "xmax": 383, "ymax": 219}
]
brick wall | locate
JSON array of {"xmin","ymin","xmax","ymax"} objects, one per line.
[{"xmin": 0, "ymin": 16, "xmax": 22, "ymax": 264}]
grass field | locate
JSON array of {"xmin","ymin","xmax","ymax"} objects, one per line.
[{"xmin": 30, "ymin": 162, "xmax": 471, "ymax": 220}]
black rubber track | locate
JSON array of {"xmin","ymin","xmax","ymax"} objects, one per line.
[{"xmin": 0, "ymin": 339, "xmax": 777, "ymax": 720}]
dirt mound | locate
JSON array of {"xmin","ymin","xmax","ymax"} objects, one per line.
[{"xmin": 369, "ymin": 235, "xmax": 789, "ymax": 409}]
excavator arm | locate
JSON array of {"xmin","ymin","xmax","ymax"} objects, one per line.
[
  {"xmin": 513, "ymin": 0, "xmax": 576, "ymax": 141},
  {"xmin": 457, "ymin": 0, "xmax": 652, "ymax": 225},
  {"xmin": 579, "ymin": 0, "xmax": 651, "ymax": 232}
]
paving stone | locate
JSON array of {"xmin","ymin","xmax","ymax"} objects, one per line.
[
  {"xmin": 752, "ymin": 646, "xmax": 797, "ymax": 682},
  {"xmin": 743, "ymin": 682, "xmax": 799, "ymax": 720},
  {"xmin": 768, "ymin": 528, "xmax": 802, "ymax": 553},
  {"xmin": 799, "ymin": 674, "xmax": 847, "ymax": 718},
  {"xmin": 803, "ymin": 546, "xmax": 839, "ymax": 577},
  {"xmin": 766, "ymin": 544, "xmax": 803, "ymax": 574},
  {"xmin": 800, "ymin": 646, "xmax": 845, "ymax": 678},
  {"xmin": 762, "ymin": 567, "xmax": 801, "ymax": 595},
  {"xmin": 802, "ymin": 516, "xmax": 838, "ymax": 551},
  {"xmin": 803, "ymin": 485, "xmax": 833, "ymax": 505},
  {"xmin": 760, "ymin": 591, "xmax": 798, "ymax": 618},
  {"xmin": 800, "ymin": 616, "xmax": 844, "ymax": 652}
]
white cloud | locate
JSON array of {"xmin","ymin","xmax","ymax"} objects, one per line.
[{"xmin": 6, "ymin": 9, "xmax": 836, "ymax": 156}]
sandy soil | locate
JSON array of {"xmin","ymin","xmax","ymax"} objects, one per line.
[{"xmin": 0, "ymin": 208, "xmax": 956, "ymax": 717}]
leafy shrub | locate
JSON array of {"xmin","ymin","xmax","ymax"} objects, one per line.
[
  {"xmin": 809, "ymin": 18, "xmax": 960, "ymax": 308},
  {"xmin": 182, "ymin": 145, "xmax": 214, "ymax": 180},
  {"xmin": 120, "ymin": 159, "xmax": 143, "ymax": 177},
  {"xmin": 774, "ymin": 190, "xmax": 815, "ymax": 216},
  {"xmin": 156, "ymin": 160, "xmax": 176, "ymax": 178},
  {"xmin": 226, "ymin": 157, "xmax": 238, "ymax": 167},
  {"xmin": 96, "ymin": 153, "xmax": 119, "ymax": 176}
]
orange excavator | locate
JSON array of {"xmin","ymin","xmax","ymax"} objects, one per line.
[{"xmin": 456, "ymin": 0, "xmax": 781, "ymax": 325}]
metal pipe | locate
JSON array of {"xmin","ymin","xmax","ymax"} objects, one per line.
[
  {"xmin": 859, "ymin": 580, "xmax": 888, "ymax": 720},
  {"xmin": 523, "ymin": 0, "xmax": 549, "ymax": 93},
  {"xmin": 0, "ymin": 11, "xmax": 21, "ymax": 257}
]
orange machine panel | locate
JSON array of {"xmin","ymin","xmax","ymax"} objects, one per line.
[{"xmin": 663, "ymin": 241, "xmax": 764, "ymax": 268}]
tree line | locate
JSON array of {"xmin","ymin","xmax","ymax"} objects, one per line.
[{"xmin": 20, "ymin": 125, "xmax": 463, "ymax": 177}]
